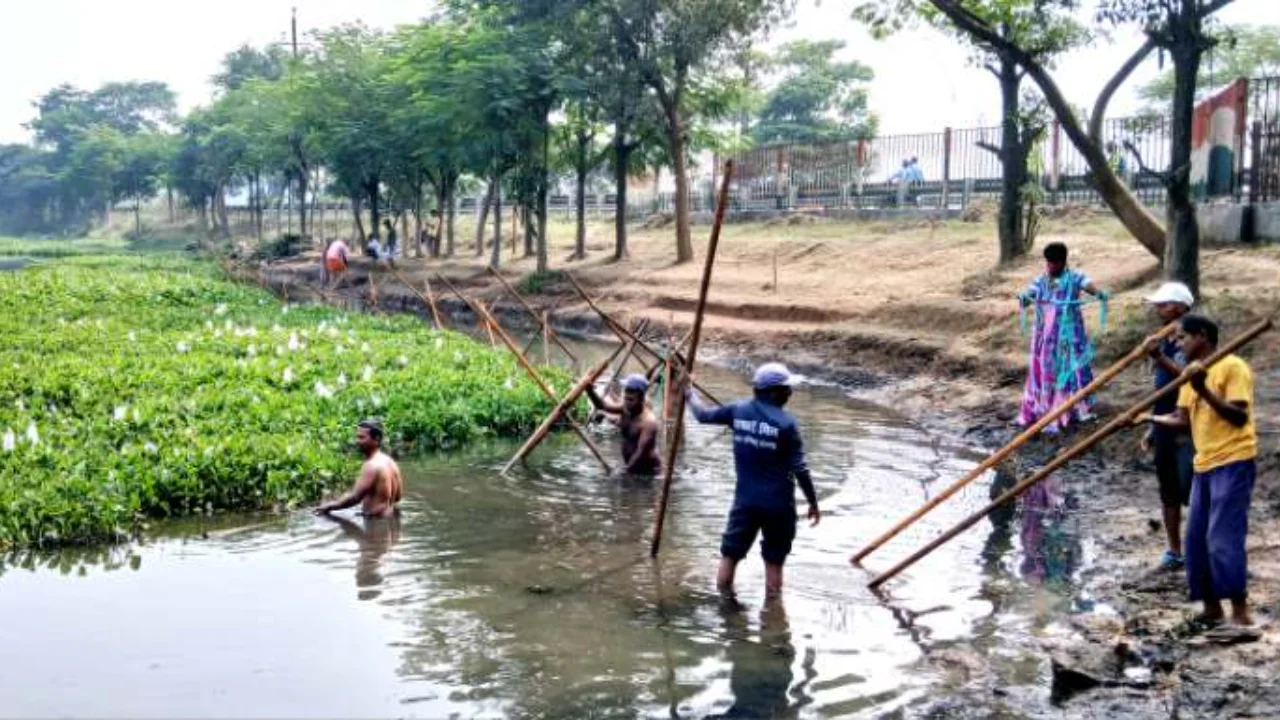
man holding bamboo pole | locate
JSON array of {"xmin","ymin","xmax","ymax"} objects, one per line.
[
  {"xmin": 1136, "ymin": 315, "xmax": 1259, "ymax": 630},
  {"xmin": 683, "ymin": 363, "xmax": 820, "ymax": 599},
  {"xmin": 586, "ymin": 374, "xmax": 662, "ymax": 477}
]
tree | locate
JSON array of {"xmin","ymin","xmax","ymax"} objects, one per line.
[
  {"xmin": 213, "ymin": 45, "xmax": 289, "ymax": 93},
  {"xmin": 604, "ymin": 0, "xmax": 794, "ymax": 263},
  {"xmin": 114, "ymin": 133, "xmax": 170, "ymax": 235},
  {"xmin": 1096, "ymin": 0, "xmax": 1240, "ymax": 295},
  {"xmin": 1139, "ymin": 23, "xmax": 1280, "ymax": 104},
  {"xmin": 751, "ymin": 40, "xmax": 877, "ymax": 145},
  {"xmin": 857, "ymin": 0, "xmax": 1083, "ymax": 263}
]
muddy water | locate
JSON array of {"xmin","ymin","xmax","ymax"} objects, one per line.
[{"xmin": 0, "ymin": 345, "xmax": 1086, "ymax": 718}]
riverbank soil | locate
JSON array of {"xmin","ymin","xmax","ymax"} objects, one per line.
[{"xmin": 258, "ymin": 211, "xmax": 1280, "ymax": 716}]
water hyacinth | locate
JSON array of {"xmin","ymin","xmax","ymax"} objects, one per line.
[
  {"xmin": 0, "ymin": 254, "xmax": 573, "ymax": 550},
  {"xmin": 288, "ymin": 333, "xmax": 300, "ymax": 352}
]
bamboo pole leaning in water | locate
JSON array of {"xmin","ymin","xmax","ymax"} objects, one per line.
[
  {"xmin": 851, "ymin": 321, "xmax": 1180, "ymax": 565},
  {"xmin": 566, "ymin": 271, "xmax": 724, "ymax": 406},
  {"xmin": 868, "ymin": 317, "xmax": 1274, "ymax": 589},
  {"xmin": 436, "ymin": 274, "xmax": 496, "ymax": 347},
  {"xmin": 472, "ymin": 302, "xmax": 613, "ymax": 474},
  {"xmin": 488, "ymin": 266, "xmax": 579, "ymax": 364},
  {"xmin": 502, "ymin": 352, "xmax": 622, "ymax": 475},
  {"xmin": 650, "ymin": 159, "xmax": 735, "ymax": 559},
  {"xmin": 390, "ymin": 267, "xmax": 445, "ymax": 329}
]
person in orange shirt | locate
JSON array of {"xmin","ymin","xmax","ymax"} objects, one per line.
[
  {"xmin": 322, "ymin": 237, "xmax": 350, "ymax": 288},
  {"xmin": 1140, "ymin": 315, "xmax": 1257, "ymax": 629}
]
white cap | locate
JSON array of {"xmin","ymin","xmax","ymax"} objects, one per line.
[
  {"xmin": 1144, "ymin": 282, "xmax": 1195, "ymax": 307},
  {"xmin": 752, "ymin": 362, "xmax": 796, "ymax": 389}
]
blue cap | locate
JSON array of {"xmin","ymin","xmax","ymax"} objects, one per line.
[
  {"xmin": 752, "ymin": 362, "xmax": 796, "ymax": 390},
  {"xmin": 622, "ymin": 374, "xmax": 650, "ymax": 392}
]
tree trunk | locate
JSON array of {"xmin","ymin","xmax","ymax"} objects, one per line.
[
  {"xmin": 490, "ymin": 175, "xmax": 503, "ymax": 268},
  {"xmin": 614, "ymin": 129, "xmax": 631, "ymax": 260},
  {"xmin": 537, "ymin": 176, "xmax": 549, "ymax": 273},
  {"xmin": 367, "ymin": 178, "xmax": 380, "ymax": 240},
  {"xmin": 166, "ymin": 186, "xmax": 174, "ymax": 224},
  {"xmin": 445, "ymin": 178, "xmax": 456, "ymax": 257},
  {"xmin": 997, "ymin": 57, "xmax": 1027, "ymax": 265},
  {"xmin": 297, "ymin": 168, "xmax": 309, "ymax": 237},
  {"xmin": 412, "ymin": 184, "xmax": 423, "ymax": 258},
  {"xmin": 523, "ymin": 203, "xmax": 535, "ymax": 256},
  {"xmin": 216, "ymin": 186, "xmax": 230, "ymax": 238},
  {"xmin": 492, "ymin": 177, "xmax": 503, "ymax": 261},
  {"xmin": 475, "ymin": 181, "xmax": 494, "ymax": 257},
  {"xmin": 670, "ymin": 116, "xmax": 693, "ymax": 263},
  {"xmin": 134, "ymin": 194, "xmax": 142, "ymax": 237},
  {"xmin": 351, "ymin": 195, "xmax": 366, "ymax": 246},
  {"xmin": 1165, "ymin": 39, "xmax": 1202, "ymax": 296},
  {"xmin": 574, "ymin": 129, "xmax": 589, "ymax": 260}
]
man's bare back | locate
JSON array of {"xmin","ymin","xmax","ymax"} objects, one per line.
[{"xmin": 361, "ymin": 451, "xmax": 403, "ymax": 517}]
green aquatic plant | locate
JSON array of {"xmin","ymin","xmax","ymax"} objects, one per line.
[{"xmin": 0, "ymin": 254, "xmax": 572, "ymax": 549}]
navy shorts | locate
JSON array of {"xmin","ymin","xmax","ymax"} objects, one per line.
[
  {"xmin": 1153, "ymin": 430, "xmax": 1193, "ymax": 507},
  {"xmin": 721, "ymin": 505, "xmax": 797, "ymax": 565}
]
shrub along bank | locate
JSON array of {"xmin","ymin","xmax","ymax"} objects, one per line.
[{"xmin": 0, "ymin": 254, "xmax": 571, "ymax": 549}]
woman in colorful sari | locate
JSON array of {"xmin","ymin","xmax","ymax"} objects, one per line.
[{"xmin": 1017, "ymin": 242, "xmax": 1109, "ymax": 432}]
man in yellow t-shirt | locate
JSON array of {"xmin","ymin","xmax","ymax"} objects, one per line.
[{"xmin": 1143, "ymin": 315, "xmax": 1257, "ymax": 628}]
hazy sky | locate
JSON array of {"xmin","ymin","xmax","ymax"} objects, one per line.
[{"xmin": 2, "ymin": 0, "xmax": 1278, "ymax": 145}]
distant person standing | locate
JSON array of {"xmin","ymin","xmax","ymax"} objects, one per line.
[
  {"xmin": 906, "ymin": 157, "xmax": 925, "ymax": 183},
  {"xmin": 1016, "ymin": 242, "xmax": 1109, "ymax": 432},
  {"xmin": 382, "ymin": 219, "xmax": 398, "ymax": 267},
  {"xmin": 684, "ymin": 363, "xmax": 821, "ymax": 599},
  {"xmin": 1140, "ymin": 282, "xmax": 1196, "ymax": 570},
  {"xmin": 322, "ymin": 237, "xmax": 350, "ymax": 288}
]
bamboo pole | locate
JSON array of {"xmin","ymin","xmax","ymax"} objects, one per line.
[
  {"xmin": 867, "ymin": 317, "xmax": 1273, "ymax": 589},
  {"xmin": 542, "ymin": 311, "xmax": 551, "ymax": 367},
  {"xmin": 473, "ymin": 302, "xmax": 613, "ymax": 474},
  {"xmin": 436, "ymin": 274, "xmax": 496, "ymax": 346},
  {"xmin": 488, "ymin": 266, "xmax": 579, "ymax": 363},
  {"xmin": 566, "ymin": 272, "xmax": 723, "ymax": 406},
  {"xmin": 502, "ymin": 353, "xmax": 620, "ymax": 475},
  {"xmin": 390, "ymin": 267, "xmax": 445, "ymax": 329},
  {"xmin": 650, "ymin": 159, "xmax": 735, "ymax": 559},
  {"xmin": 851, "ymin": 321, "xmax": 1180, "ymax": 565}
]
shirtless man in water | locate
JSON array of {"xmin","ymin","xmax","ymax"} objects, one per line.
[
  {"xmin": 587, "ymin": 374, "xmax": 662, "ymax": 476},
  {"xmin": 314, "ymin": 419, "xmax": 403, "ymax": 517}
]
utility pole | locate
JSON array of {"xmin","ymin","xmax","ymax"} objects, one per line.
[{"xmin": 291, "ymin": 7, "xmax": 299, "ymax": 59}]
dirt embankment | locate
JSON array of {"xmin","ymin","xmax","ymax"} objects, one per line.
[{"xmin": 253, "ymin": 213, "xmax": 1280, "ymax": 717}]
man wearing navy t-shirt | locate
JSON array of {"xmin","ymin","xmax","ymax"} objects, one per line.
[{"xmin": 685, "ymin": 363, "xmax": 821, "ymax": 599}]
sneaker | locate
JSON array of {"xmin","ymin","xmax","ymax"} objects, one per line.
[{"xmin": 1160, "ymin": 550, "xmax": 1185, "ymax": 570}]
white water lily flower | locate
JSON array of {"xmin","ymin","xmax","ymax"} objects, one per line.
[
  {"xmin": 224, "ymin": 320, "xmax": 233, "ymax": 332},
  {"xmin": 371, "ymin": 393, "xmax": 383, "ymax": 408},
  {"xmin": 128, "ymin": 331, "xmax": 137, "ymax": 343},
  {"xmin": 15, "ymin": 399, "xmax": 24, "ymax": 411},
  {"xmin": 361, "ymin": 364, "xmax": 374, "ymax": 382},
  {"xmin": 272, "ymin": 324, "xmax": 282, "ymax": 333},
  {"xmin": 314, "ymin": 381, "xmax": 334, "ymax": 399},
  {"xmin": 213, "ymin": 329, "xmax": 222, "ymax": 339},
  {"xmin": 132, "ymin": 408, "xmax": 140, "ymax": 422},
  {"xmin": 347, "ymin": 329, "xmax": 356, "ymax": 339},
  {"xmin": 24, "ymin": 422, "xmax": 39, "ymax": 447},
  {"xmin": 214, "ymin": 303, "xmax": 228, "ymax": 316},
  {"xmin": 337, "ymin": 373, "xmax": 348, "ymax": 387},
  {"xmin": 176, "ymin": 341, "xmax": 190, "ymax": 354},
  {"xmin": 282, "ymin": 305, "xmax": 291, "ymax": 315},
  {"xmin": 282, "ymin": 367, "xmax": 294, "ymax": 385},
  {"xmin": 327, "ymin": 326, "xmax": 338, "ymax": 338},
  {"xmin": 397, "ymin": 355, "xmax": 409, "ymax": 367},
  {"xmin": 247, "ymin": 344, "xmax": 257, "ymax": 357},
  {"xmin": 2, "ymin": 429, "xmax": 14, "ymax": 452},
  {"xmin": 360, "ymin": 342, "xmax": 371, "ymax": 353},
  {"xmin": 113, "ymin": 405, "xmax": 128, "ymax": 422},
  {"xmin": 288, "ymin": 333, "xmax": 300, "ymax": 351},
  {"xmin": 318, "ymin": 321, "xmax": 327, "ymax": 332},
  {"xmin": 503, "ymin": 377, "xmax": 515, "ymax": 390},
  {"xmin": 144, "ymin": 442, "xmax": 159, "ymax": 455},
  {"xmin": 434, "ymin": 337, "xmax": 444, "ymax": 350},
  {"xmin": 205, "ymin": 320, "xmax": 213, "ymax": 330},
  {"xmin": 275, "ymin": 345, "xmax": 284, "ymax": 357},
  {"xmin": 453, "ymin": 351, "xmax": 464, "ymax": 362}
]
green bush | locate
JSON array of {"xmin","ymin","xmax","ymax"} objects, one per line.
[
  {"xmin": 516, "ymin": 269, "xmax": 567, "ymax": 296},
  {"xmin": 0, "ymin": 254, "xmax": 572, "ymax": 549}
]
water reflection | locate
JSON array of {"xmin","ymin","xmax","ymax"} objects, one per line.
[{"xmin": 319, "ymin": 513, "xmax": 401, "ymax": 600}]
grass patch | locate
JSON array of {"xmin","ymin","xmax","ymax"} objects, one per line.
[
  {"xmin": 517, "ymin": 269, "xmax": 568, "ymax": 295},
  {"xmin": 0, "ymin": 236, "xmax": 131, "ymax": 258},
  {"xmin": 0, "ymin": 254, "xmax": 572, "ymax": 549}
]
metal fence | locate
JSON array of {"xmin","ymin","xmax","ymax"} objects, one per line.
[{"xmin": 1248, "ymin": 76, "xmax": 1280, "ymax": 203}]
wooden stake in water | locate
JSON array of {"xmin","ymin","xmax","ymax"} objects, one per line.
[
  {"xmin": 650, "ymin": 159, "xmax": 735, "ymax": 559},
  {"xmin": 488, "ymin": 266, "xmax": 578, "ymax": 364},
  {"xmin": 867, "ymin": 318, "xmax": 1273, "ymax": 589},
  {"xmin": 502, "ymin": 353, "xmax": 622, "ymax": 476}
]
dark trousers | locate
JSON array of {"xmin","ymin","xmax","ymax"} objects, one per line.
[{"xmin": 1185, "ymin": 460, "xmax": 1255, "ymax": 602}]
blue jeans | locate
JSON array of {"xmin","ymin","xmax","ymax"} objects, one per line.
[{"xmin": 1185, "ymin": 460, "xmax": 1255, "ymax": 602}]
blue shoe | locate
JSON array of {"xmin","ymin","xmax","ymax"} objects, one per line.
[{"xmin": 1160, "ymin": 550, "xmax": 1185, "ymax": 570}]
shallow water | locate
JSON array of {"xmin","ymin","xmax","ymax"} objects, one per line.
[{"xmin": 0, "ymin": 341, "xmax": 1087, "ymax": 718}]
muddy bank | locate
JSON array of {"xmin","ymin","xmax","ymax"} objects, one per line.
[{"xmin": 251, "ymin": 256, "xmax": 1278, "ymax": 719}]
